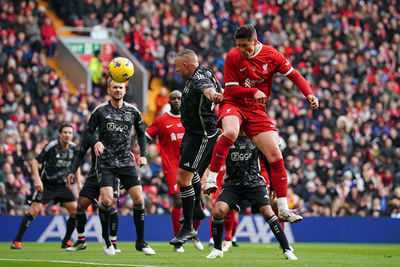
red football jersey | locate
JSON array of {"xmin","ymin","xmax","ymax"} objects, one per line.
[
  {"xmin": 145, "ymin": 111, "xmax": 184, "ymax": 174},
  {"xmin": 223, "ymin": 44, "xmax": 293, "ymax": 106}
]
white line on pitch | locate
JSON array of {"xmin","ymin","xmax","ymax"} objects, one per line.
[{"xmin": 0, "ymin": 258, "xmax": 168, "ymax": 267}]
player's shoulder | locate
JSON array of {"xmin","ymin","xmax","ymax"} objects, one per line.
[
  {"xmin": 193, "ymin": 66, "xmax": 212, "ymax": 81},
  {"xmin": 68, "ymin": 141, "xmax": 77, "ymax": 148},
  {"xmin": 91, "ymin": 101, "xmax": 109, "ymax": 113},
  {"xmin": 44, "ymin": 139, "xmax": 59, "ymax": 152},
  {"xmin": 123, "ymin": 101, "xmax": 141, "ymax": 114},
  {"xmin": 261, "ymin": 44, "xmax": 282, "ymax": 57}
]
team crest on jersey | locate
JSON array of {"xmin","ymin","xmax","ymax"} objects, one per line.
[
  {"xmin": 263, "ymin": 64, "xmax": 268, "ymax": 74},
  {"xmin": 124, "ymin": 114, "xmax": 131, "ymax": 121},
  {"xmin": 248, "ymin": 142, "xmax": 256, "ymax": 149},
  {"xmin": 251, "ymin": 65, "xmax": 256, "ymax": 71}
]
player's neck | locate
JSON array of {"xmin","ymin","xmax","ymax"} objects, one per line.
[
  {"xmin": 110, "ymin": 98, "xmax": 123, "ymax": 109},
  {"xmin": 60, "ymin": 140, "xmax": 69, "ymax": 149}
]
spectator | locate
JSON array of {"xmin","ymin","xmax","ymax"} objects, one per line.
[
  {"xmin": 88, "ymin": 50, "xmax": 103, "ymax": 85},
  {"xmin": 40, "ymin": 16, "xmax": 57, "ymax": 57}
]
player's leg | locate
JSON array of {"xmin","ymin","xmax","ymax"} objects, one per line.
[
  {"xmin": 252, "ymin": 131, "xmax": 302, "ymax": 223},
  {"xmin": 97, "ymin": 168, "xmax": 116, "ymax": 255},
  {"xmin": 11, "ymin": 201, "xmax": 42, "ymax": 249},
  {"xmin": 231, "ymin": 211, "xmax": 239, "ymax": 247},
  {"xmin": 67, "ymin": 196, "xmax": 92, "ymax": 251},
  {"xmin": 171, "ymin": 192, "xmax": 182, "ymax": 235},
  {"xmin": 128, "ymin": 184, "xmax": 155, "ymax": 255},
  {"xmin": 206, "ymin": 201, "xmax": 230, "ymax": 259},
  {"xmin": 222, "ymin": 209, "xmax": 235, "ymax": 252},
  {"xmin": 192, "ymin": 171, "xmax": 206, "ymax": 221},
  {"xmin": 205, "ymin": 115, "xmax": 240, "ymax": 194},
  {"xmin": 259, "ymin": 205, "xmax": 297, "ymax": 260},
  {"xmin": 62, "ymin": 200, "xmax": 78, "ymax": 248},
  {"xmin": 99, "ymin": 186, "xmax": 115, "ymax": 255},
  {"xmin": 169, "ymin": 167, "xmax": 197, "ymax": 245},
  {"xmin": 110, "ymin": 179, "xmax": 120, "ymax": 252}
]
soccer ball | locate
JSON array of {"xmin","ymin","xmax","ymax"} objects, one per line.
[{"xmin": 108, "ymin": 57, "xmax": 134, "ymax": 83}]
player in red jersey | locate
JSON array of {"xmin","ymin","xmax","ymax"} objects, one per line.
[
  {"xmin": 146, "ymin": 90, "xmax": 204, "ymax": 252},
  {"xmin": 204, "ymin": 25, "xmax": 319, "ymax": 224}
]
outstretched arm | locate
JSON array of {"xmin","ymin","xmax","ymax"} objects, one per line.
[{"xmin": 286, "ymin": 69, "xmax": 319, "ymax": 109}]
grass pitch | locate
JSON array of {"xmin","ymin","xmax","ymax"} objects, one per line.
[{"xmin": 0, "ymin": 242, "xmax": 399, "ymax": 267}]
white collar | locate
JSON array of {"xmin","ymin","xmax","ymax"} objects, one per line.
[
  {"xmin": 248, "ymin": 42, "xmax": 262, "ymax": 59},
  {"xmin": 167, "ymin": 111, "xmax": 181, "ymax": 118}
]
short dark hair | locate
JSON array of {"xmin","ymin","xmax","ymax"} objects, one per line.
[
  {"xmin": 58, "ymin": 122, "xmax": 73, "ymax": 133},
  {"xmin": 176, "ymin": 49, "xmax": 196, "ymax": 58},
  {"xmin": 234, "ymin": 25, "xmax": 257, "ymax": 41}
]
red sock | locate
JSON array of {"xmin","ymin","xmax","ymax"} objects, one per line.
[
  {"xmin": 193, "ymin": 219, "xmax": 201, "ymax": 231},
  {"xmin": 273, "ymin": 208, "xmax": 285, "ymax": 229},
  {"xmin": 171, "ymin": 207, "xmax": 182, "ymax": 236},
  {"xmin": 224, "ymin": 210, "xmax": 235, "ymax": 241},
  {"xmin": 209, "ymin": 135, "xmax": 234, "ymax": 173},
  {"xmin": 232, "ymin": 216, "xmax": 238, "ymax": 238},
  {"xmin": 270, "ymin": 159, "xmax": 288, "ymax": 198}
]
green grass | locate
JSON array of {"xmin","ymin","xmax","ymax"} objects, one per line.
[{"xmin": 0, "ymin": 242, "xmax": 399, "ymax": 267}]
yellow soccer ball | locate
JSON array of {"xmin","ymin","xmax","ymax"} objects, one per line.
[{"xmin": 108, "ymin": 57, "xmax": 134, "ymax": 83}]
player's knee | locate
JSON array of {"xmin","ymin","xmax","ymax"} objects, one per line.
[
  {"xmin": 213, "ymin": 204, "xmax": 228, "ymax": 219},
  {"xmin": 260, "ymin": 205, "xmax": 274, "ymax": 218},
  {"xmin": 101, "ymin": 197, "xmax": 113, "ymax": 206},
  {"xmin": 223, "ymin": 128, "xmax": 239, "ymax": 141}
]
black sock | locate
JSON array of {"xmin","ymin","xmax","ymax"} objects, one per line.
[
  {"xmin": 133, "ymin": 204, "xmax": 145, "ymax": 244},
  {"xmin": 63, "ymin": 216, "xmax": 76, "ymax": 242},
  {"xmin": 14, "ymin": 213, "xmax": 34, "ymax": 242},
  {"xmin": 180, "ymin": 185, "xmax": 195, "ymax": 230},
  {"xmin": 192, "ymin": 172, "xmax": 202, "ymax": 208},
  {"xmin": 212, "ymin": 217, "xmax": 224, "ymax": 250},
  {"xmin": 267, "ymin": 215, "xmax": 290, "ymax": 252},
  {"xmin": 99, "ymin": 202, "xmax": 111, "ymax": 245},
  {"xmin": 110, "ymin": 210, "xmax": 119, "ymax": 240},
  {"xmin": 76, "ymin": 210, "xmax": 87, "ymax": 240}
]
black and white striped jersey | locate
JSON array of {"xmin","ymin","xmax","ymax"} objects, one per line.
[
  {"xmin": 86, "ymin": 100, "xmax": 146, "ymax": 169},
  {"xmin": 36, "ymin": 139, "xmax": 78, "ymax": 184},
  {"xmin": 181, "ymin": 65, "xmax": 222, "ymax": 138},
  {"xmin": 224, "ymin": 136, "xmax": 266, "ymax": 188}
]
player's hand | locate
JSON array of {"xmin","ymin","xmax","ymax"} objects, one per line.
[
  {"xmin": 34, "ymin": 179, "xmax": 43, "ymax": 193},
  {"xmin": 137, "ymin": 156, "xmax": 147, "ymax": 167},
  {"xmin": 211, "ymin": 92, "xmax": 224, "ymax": 103},
  {"xmin": 253, "ymin": 90, "xmax": 267, "ymax": 103},
  {"xmin": 307, "ymin": 95, "xmax": 319, "ymax": 109},
  {"xmin": 94, "ymin": 141, "xmax": 105, "ymax": 157},
  {"xmin": 66, "ymin": 173, "xmax": 75, "ymax": 187}
]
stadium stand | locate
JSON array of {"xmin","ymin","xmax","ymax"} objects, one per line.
[{"xmin": 0, "ymin": 0, "xmax": 399, "ymax": 219}]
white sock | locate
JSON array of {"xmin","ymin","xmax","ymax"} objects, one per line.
[
  {"xmin": 277, "ymin": 197, "xmax": 289, "ymax": 212},
  {"xmin": 207, "ymin": 171, "xmax": 218, "ymax": 182}
]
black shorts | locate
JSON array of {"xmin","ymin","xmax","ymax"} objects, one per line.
[
  {"xmin": 31, "ymin": 182, "xmax": 76, "ymax": 204},
  {"xmin": 79, "ymin": 174, "xmax": 120, "ymax": 201},
  {"xmin": 217, "ymin": 185, "xmax": 270, "ymax": 212},
  {"xmin": 97, "ymin": 166, "xmax": 140, "ymax": 190},
  {"xmin": 179, "ymin": 132, "xmax": 219, "ymax": 173}
]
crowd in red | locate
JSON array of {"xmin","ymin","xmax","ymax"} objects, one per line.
[{"xmin": 0, "ymin": 0, "xmax": 399, "ymax": 218}]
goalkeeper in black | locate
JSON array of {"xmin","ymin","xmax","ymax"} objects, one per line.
[
  {"xmin": 84, "ymin": 78, "xmax": 155, "ymax": 256},
  {"xmin": 205, "ymin": 133, "xmax": 297, "ymax": 260}
]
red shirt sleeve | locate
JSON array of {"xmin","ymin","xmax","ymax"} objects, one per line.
[
  {"xmin": 145, "ymin": 117, "xmax": 159, "ymax": 140},
  {"xmin": 274, "ymin": 49, "xmax": 312, "ymax": 97}
]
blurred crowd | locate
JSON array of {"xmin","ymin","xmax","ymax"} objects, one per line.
[{"xmin": 1, "ymin": 0, "xmax": 399, "ymax": 219}]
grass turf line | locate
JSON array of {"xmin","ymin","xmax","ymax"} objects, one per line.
[{"xmin": 0, "ymin": 242, "xmax": 399, "ymax": 267}]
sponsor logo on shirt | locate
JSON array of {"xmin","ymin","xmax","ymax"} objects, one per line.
[
  {"xmin": 240, "ymin": 66, "xmax": 248, "ymax": 72},
  {"xmin": 263, "ymin": 63, "xmax": 268, "ymax": 74}
]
